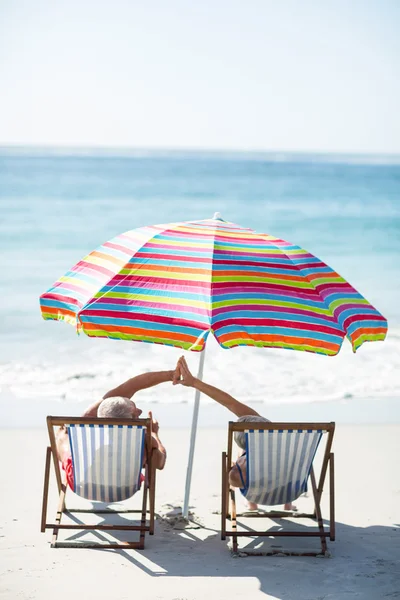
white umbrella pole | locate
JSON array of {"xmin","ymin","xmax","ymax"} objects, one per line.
[{"xmin": 182, "ymin": 349, "xmax": 206, "ymax": 519}]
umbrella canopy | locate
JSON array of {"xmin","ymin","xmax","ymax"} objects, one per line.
[
  {"xmin": 40, "ymin": 214, "xmax": 387, "ymax": 355},
  {"xmin": 40, "ymin": 213, "xmax": 388, "ymax": 519}
]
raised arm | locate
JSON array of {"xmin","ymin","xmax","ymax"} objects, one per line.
[
  {"xmin": 82, "ymin": 369, "xmax": 177, "ymax": 418},
  {"xmin": 82, "ymin": 399, "xmax": 104, "ymax": 418},
  {"xmin": 103, "ymin": 370, "xmax": 175, "ymax": 400},
  {"xmin": 174, "ymin": 357, "xmax": 260, "ymax": 418}
]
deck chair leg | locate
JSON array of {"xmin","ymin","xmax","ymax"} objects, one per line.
[
  {"xmin": 149, "ymin": 463, "xmax": 156, "ymax": 536},
  {"xmin": 41, "ymin": 446, "xmax": 52, "ymax": 533},
  {"xmin": 329, "ymin": 452, "xmax": 335, "ymax": 541},
  {"xmin": 310, "ymin": 468, "xmax": 327, "ymax": 555},
  {"xmin": 139, "ymin": 477, "xmax": 148, "ymax": 550},
  {"xmin": 221, "ymin": 452, "xmax": 227, "ymax": 540},
  {"xmin": 225, "ymin": 454, "xmax": 232, "ymax": 520},
  {"xmin": 51, "ymin": 483, "xmax": 67, "ymax": 547},
  {"xmin": 230, "ymin": 488, "xmax": 238, "ymax": 553}
]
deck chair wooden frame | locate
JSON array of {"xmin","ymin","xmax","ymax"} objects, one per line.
[
  {"xmin": 221, "ymin": 421, "xmax": 335, "ymax": 556},
  {"xmin": 41, "ymin": 416, "xmax": 157, "ymax": 549}
]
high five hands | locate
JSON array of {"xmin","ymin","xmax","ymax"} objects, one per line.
[{"xmin": 173, "ymin": 356, "xmax": 195, "ymax": 387}]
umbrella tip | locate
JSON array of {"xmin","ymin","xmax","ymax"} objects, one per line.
[{"xmin": 213, "ymin": 212, "xmax": 224, "ymax": 221}]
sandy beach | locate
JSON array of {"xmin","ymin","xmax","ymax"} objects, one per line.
[
  {"xmin": 1, "ymin": 0, "xmax": 400, "ymax": 597},
  {"xmin": 1, "ymin": 423, "xmax": 399, "ymax": 600}
]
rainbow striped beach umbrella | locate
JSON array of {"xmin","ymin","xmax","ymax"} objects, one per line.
[
  {"xmin": 40, "ymin": 213, "xmax": 387, "ymax": 355},
  {"xmin": 40, "ymin": 213, "xmax": 387, "ymax": 518}
]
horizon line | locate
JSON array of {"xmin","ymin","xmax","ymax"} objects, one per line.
[{"xmin": 1, "ymin": 143, "xmax": 400, "ymax": 164}]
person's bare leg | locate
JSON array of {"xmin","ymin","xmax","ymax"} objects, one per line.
[
  {"xmin": 230, "ymin": 453, "xmax": 258, "ymax": 510},
  {"xmin": 55, "ymin": 426, "xmax": 70, "ymax": 462},
  {"xmin": 284, "ymin": 502, "xmax": 297, "ymax": 511}
]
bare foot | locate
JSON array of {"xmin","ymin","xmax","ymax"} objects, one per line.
[
  {"xmin": 284, "ymin": 502, "xmax": 297, "ymax": 511},
  {"xmin": 246, "ymin": 501, "xmax": 258, "ymax": 511}
]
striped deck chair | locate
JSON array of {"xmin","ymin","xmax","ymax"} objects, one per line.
[
  {"xmin": 221, "ymin": 421, "xmax": 335, "ymax": 556},
  {"xmin": 41, "ymin": 416, "xmax": 156, "ymax": 549}
]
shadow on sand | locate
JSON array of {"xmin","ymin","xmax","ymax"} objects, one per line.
[{"xmin": 57, "ymin": 505, "xmax": 400, "ymax": 599}]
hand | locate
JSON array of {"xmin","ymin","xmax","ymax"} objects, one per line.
[
  {"xmin": 174, "ymin": 356, "xmax": 195, "ymax": 387},
  {"xmin": 148, "ymin": 411, "xmax": 159, "ymax": 435},
  {"xmin": 172, "ymin": 363, "xmax": 181, "ymax": 386}
]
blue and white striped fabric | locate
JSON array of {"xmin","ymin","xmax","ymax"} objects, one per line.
[
  {"xmin": 240, "ymin": 429, "xmax": 323, "ymax": 506},
  {"xmin": 66, "ymin": 424, "xmax": 146, "ymax": 502}
]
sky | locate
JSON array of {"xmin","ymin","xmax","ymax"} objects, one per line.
[{"xmin": 0, "ymin": 0, "xmax": 399, "ymax": 154}]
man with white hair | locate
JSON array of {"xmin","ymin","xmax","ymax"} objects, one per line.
[
  {"xmin": 174, "ymin": 356, "xmax": 295, "ymax": 511},
  {"xmin": 56, "ymin": 369, "xmax": 174, "ymax": 491}
]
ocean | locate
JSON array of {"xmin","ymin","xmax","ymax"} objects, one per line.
[{"xmin": 1, "ymin": 148, "xmax": 399, "ymax": 426}]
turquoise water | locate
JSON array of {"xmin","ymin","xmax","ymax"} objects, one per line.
[{"xmin": 1, "ymin": 149, "xmax": 399, "ymax": 423}]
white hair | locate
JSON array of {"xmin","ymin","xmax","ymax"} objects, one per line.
[
  {"xmin": 97, "ymin": 397, "xmax": 133, "ymax": 418},
  {"xmin": 234, "ymin": 415, "xmax": 270, "ymax": 450}
]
